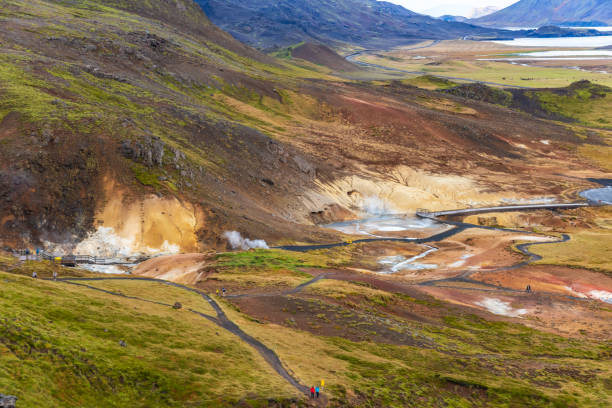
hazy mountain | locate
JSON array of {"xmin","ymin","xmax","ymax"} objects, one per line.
[
  {"xmin": 438, "ymin": 6, "xmax": 500, "ymax": 23},
  {"xmin": 472, "ymin": 0, "xmax": 612, "ymax": 27},
  {"xmin": 425, "ymin": 4, "xmax": 499, "ymax": 19},
  {"xmin": 424, "ymin": 4, "xmax": 474, "ymax": 17},
  {"xmin": 196, "ymin": 0, "xmax": 514, "ymax": 49},
  {"xmin": 470, "ymin": 6, "xmax": 500, "ymax": 19}
]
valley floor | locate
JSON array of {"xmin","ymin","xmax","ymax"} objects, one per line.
[{"xmin": 2, "ymin": 191, "xmax": 611, "ymax": 407}]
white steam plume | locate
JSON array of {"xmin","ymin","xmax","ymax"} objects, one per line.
[
  {"xmin": 223, "ymin": 231, "xmax": 269, "ymax": 250},
  {"xmin": 361, "ymin": 196, "xmax": 397, "ymax": 216}
]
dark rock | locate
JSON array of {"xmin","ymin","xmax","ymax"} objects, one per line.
[
  {"xmin": 83, "ymin": 65, "xmax": 127, "ymax": 83},
  {"xmin": 173, "ymin": 148, "xmax": 185, "ymax": 163},
  {"xmin": 477, "ymin": 216, "xmax": 498, "ymax": 227},
  {"xmin": 443, "ymin": 83, "xmax": 512, "ymax": 106},
  {"xmin": 0, "ymin": 393, "xmax": 17, "ymax": 408},
  {"xmin": 149, "ymin": 136, "xmax": 165, "ymax": 167},
  {"xmin": 119, "ymin": 340, "xmax": 127, "ymax": 347},
  {"xmin": 119, "ymin": 136, "xmax": 165, "ymax": 167},
  {"xmin": 173, "ymin": 302, "xmax": 182, "ymax": 309}
]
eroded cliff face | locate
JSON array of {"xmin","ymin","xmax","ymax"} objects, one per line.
[{"xmin": 87, "ymin": 178, "xmax": 205, "ymax": 255}]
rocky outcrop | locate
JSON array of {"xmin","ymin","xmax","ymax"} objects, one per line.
[
  {"xmin": 443, "ymin": 84, "xmax": 512, "ymax": 106},
  {"xmin": 477, "ymin": 216, "xmax": 499, "ymax": 227},
  {"xmin": 310, "ymin": 204, "xmax": 356, "ymax": 225},
  {"xmin": 0, "ymin": 394, "xmax": 17, "ymax": 408},
  {"xmin": 119, "ymin": 136, "xmax": 165, "ymax": 167}
]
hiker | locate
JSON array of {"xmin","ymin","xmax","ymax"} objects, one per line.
[
  {"xmin": 32, "ymin": 271, "xmax": 37, "ymax": 279},
  {"xmin": 310, "ymin": 386, "xmax": 315, "ymax": 399},
  {"xmin": 315, "ymin": 385, "xmax": 320, "ymax": 398},
  {"xmin": 53, "ymin": 270, "xmax": 58, "ymax": 280},
  {"xmin": 222, "ymin": 288, "xmax": 227, "ymax": 296},
  {"xmin": 526, "ymin": 284, "xmax": 532, "ymax": 293},
  {"xmin": 216, "ymin": 289, "xmax": 219, "ymax": 296}
]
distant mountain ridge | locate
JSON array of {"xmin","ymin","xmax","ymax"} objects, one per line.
[
  {"xmin": 472, "ymin": 0, "xmax": 612, "ymax": 27},
  {"xmin": 196, "ymin": 0, "xmax": 515, "ymax": 49},
  {"xmin": 471, "ymin": 6, "xmax": 500, "ymax": 19}
]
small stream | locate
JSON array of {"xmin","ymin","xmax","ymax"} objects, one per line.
[{"xmin": 378, "ymin": 246, "xmax": 438, "ymax": 274}]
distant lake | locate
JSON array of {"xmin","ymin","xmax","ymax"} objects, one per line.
[
  {"xmin": 502, "ymin": 27, "xmax": 612, "ymax": 32},
  {"xmin": 516, "ymin": 50, "xmax": 612, "ymax": 57},
  {"xmin": 493, "ymin": 36, "xmax": 612, "ymax": 48}
]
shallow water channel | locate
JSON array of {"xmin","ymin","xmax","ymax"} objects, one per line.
[{"xmin": 325, "ymin": 215, "xmax": 445, "ymax": 274}]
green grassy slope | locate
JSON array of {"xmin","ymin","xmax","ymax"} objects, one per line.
[
  {"xmin": 2, "ymin": 252, "xmax": 612, "ymax": 407},
  {"xmin": 212, "ymin": 251, "xmax": 612, "ymax": 407},
  {"xmin": 529, "ymin": 81, "xmax": 612, "ymax": 128},
  {"xmin": 0, "ymin": 271, "xmax": 297, "ymax": 407}
]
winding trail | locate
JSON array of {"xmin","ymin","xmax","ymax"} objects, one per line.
[
  {"xmin": 418, "ymin": 234, "xmax": 572, "ymax": 290},
  {"xmin": 55, "ymin": 277, "xmax": 308, "ymax": 394},
  {"xmin": 226, "ymin": 274, "xmax": 328, "ymax": 299},
  {"xmin": 277, "ymin": 202, "xmax": 588, "ymax": 252},
  {"xmin": 345, "ymin": 40, "xmax": 531, "ymax": 88},
  {"xmin": 50, "ymin": 200, "xmax": 601, "ymax": 395},
  {"xmin": 275, "ymin": 225, "xmax": 467, "ymax": 252},
  {"xmin": 275, "ymin": 201, "xmax": 597, "ymax": 298}
]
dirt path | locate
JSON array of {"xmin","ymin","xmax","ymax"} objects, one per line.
[
  {"xmin": 55, "ymin": 277, "xmax": 309, "ymax": 395},
  {"xmin": 416, "ymin": 234, "xmax": 587, "ymax": 300},
  {"xmin": 279, "ymin": 232, "xmax": 581, "ymax": 300},
  {"xmin": 226, "ymin": 274, "xmax": 328, "ymax": 299},
  {"xmin": 275, "ymin": 225, "xmax": 468, "ymax": 251},
  {"xmin": 48, "ymin": 231, "xmax": 584, "ymax": 404}
]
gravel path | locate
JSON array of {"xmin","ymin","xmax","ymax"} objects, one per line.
[{"xmin": 56, "ymin": 277, "xmax": 309, "ymax": 394}]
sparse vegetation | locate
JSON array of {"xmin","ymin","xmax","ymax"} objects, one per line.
[
  {"xmin": 402, "ymin": 75, "xmax": 458, "ymax": 90},
  {"xmin": 531, "ymin": 228, "xmax": 612, "ymax": 272},
  {"xmin": 530, "ymin": 81, "xmax": 612, "ymax": 128}
]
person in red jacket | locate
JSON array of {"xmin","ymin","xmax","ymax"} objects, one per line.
[{"xmin": 310, "ymin": 386, "xmax": 315, "ymax": 398}]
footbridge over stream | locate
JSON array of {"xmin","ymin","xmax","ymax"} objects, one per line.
[
  {"xmin": 24, "ymin": 202, "xmax": 595, "ymax": 263},
  {"xmin": 416, "ymin": 202, "xmax": 591, "ymax": 220}
]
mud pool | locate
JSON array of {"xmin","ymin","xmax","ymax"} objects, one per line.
[
  {"xmin": 580, "ymin": 187, "xmax": 612, "ymax": 204},
  {"xmin": 324, "ymin": 215, "xmax": 444, "ymax": 237}
]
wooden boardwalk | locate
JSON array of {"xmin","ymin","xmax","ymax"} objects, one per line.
[{"xmin": 416, "ymin": 202, "xmax": 590, "ymax": 219}]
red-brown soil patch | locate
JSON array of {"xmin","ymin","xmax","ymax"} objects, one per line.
[
  {"xmin": 419, "ymin": 285, "xmax": 612, "ymax": 339},
  {"xmin": 291, "ymin": 43, "xmax": 359, "ymax": 72},
  {"xmin": 472, "ymin": 265, "xmax": 612, "ymax": 299}
]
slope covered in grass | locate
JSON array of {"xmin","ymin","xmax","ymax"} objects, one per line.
[{"xmin": 0, "ymin": 270, "xmax": 297, "ymax": 407}]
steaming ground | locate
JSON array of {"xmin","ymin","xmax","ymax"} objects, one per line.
[
  {"xmin": 223, "ymin": 231, "xmax": 269, "ymax": 250},
  {"xmin": 325, "ymin": 216, "xmax": 443, "ymax": 237},
  {"xmin": 378, "ymin": 245, "xmax": 438, "ymax": 274},
  {"xmin": 475, "ymin": 298, "xmax": 528, "ymax": 318}
]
